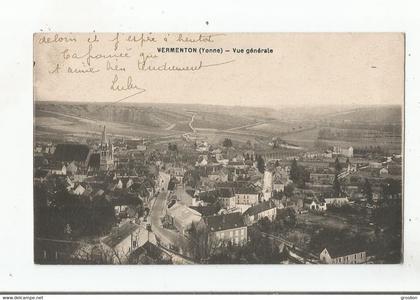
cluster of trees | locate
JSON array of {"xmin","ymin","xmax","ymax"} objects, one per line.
[
  {"xmin": 206, "ymin": 230, "xmax": 288, "ymax": 264},
  {"xmin": 34, "ymin": 184, "xmax": 116, "ymax": 239},
  {"xmin": 167, "ymin": 143, "xmax": 178, "ymax": 152},
  {"xmin": 361, "ymin": 179, "xmax": 373, "ymax": 203},
  {"xmin": 222, "ymin": 138, "xmax": 233, "ymax": 148},
  {"xmin": 308, "ymin": 226, "xmax": 367, "ymax": 255},
  {"xmin": 290, "ymin": 159, "xmax": 310, "ymax": 188},
  {"xmin": 331, "ymin": 157, "xmax": 349, "ymax": 197},
  {"xmin": 353, "ymin": 146, "xmax": 388, "ymax": 157},
  {"xmin": 183, "ymin": 168, "xmax": 201, "ymax": 189},
  {"xmin": 256, "ymin": 209, "xmax": 297, "ymax": 234},
  {"xmin": 272, "ymin": 185, "xmax": 302, "ymax": 202}
]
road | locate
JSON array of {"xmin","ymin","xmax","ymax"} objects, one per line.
[
  {"xmin": 188, "ymin": 114, "xmax": 196, "ymax": 133},
  {"xmin": 149, "ymin": 191, "xmax": 193, "ymax": 257}
]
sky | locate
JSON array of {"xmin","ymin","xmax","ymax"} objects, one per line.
[{"xmin": 34, "ymin": 33, "xmax": 405, "ymax": 108}]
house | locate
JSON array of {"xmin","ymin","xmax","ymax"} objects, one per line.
[
  {"xmin": 208, "ymin": 169, "xmax": 228, "ymax": 183},
  {"xmin": 324, "ymin": 197, "xmax": 349, "ymax": 207},
  {"xmin": 235, "ymin": 186, "xmax": 260, "ymax": 205},
  {"xmin": 320, "ymin": 247, "xmax": 367, "ymax": 264},
  {"xmin": 129, "ymin": 241, "xmax": 172, "ymax": 264},
  {"xmin": 262, "ymin": 171, "xmax": 273, "ymax": 201},
  {"xmin": 218, "ymin": 188, "xmax": 236, "ymax": 209},
  {"xmin": 305, "ymin": 199, "xmax": 327, "ymax": 211},
  {"xmin": 243, "ymin": 200, "xmax": 277, "ymax": 225},
  {"xmin": 333, "ymin": 146, "xmax": 353, "ymax": 158},
  {"xmin": 196, "ymin": 212, "xmax": 247, "ymax": 256},
  {"xmin": 379, "ymin": 167, "xmax": 389, "ymax": 176},
  {"xmin": 72, "ymin": 184, "xmax": 86, "ymax": 196},
  {"xmin": 101, "ymin": 221, "xmax": 148, "ymax": 264},
  {"xmin": 50, "ymin": 162, "xmax": 67, "ymax": 175},
  {"xmin": 112, "ymin": 193, "xmax": 142, "ymax": 219},
  {"xmin": 273, "ymin": 178, "xmax": 285, "ymax": 193},
  {"xmin": 166, "ymin": 203, "xmax": 202, "ymax": 236},
  {"xmin": 196, "ymin": 141, "xmax": 209, "ymax": 152},
  {"xmin": 169, "ymin": 167, "xmax": 186, "ymax": 183},
  {"xmin": 279, "ymin": 196, "xmax": 304, "ymax": 213}
]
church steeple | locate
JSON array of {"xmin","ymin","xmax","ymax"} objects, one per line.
[
  {"xmin": 101, "ymin": 125, "xmax": 108, "ymax": 147},
  {"xmin": 98, "ymin": 125, "xmax": 114, "ymax": 171}
]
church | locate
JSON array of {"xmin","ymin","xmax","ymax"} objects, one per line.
[
  {"xmin": 52, "ymin": 126, "xmax": 115, "ymax": 175},
  {"xmin": 89, "ymin": 126, "xmax": 115, "ymax": 172}
]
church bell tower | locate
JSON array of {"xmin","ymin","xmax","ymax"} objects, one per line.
[{"xmin": 99, "ymin": 126, "xmax": 114, "ymax": 171}]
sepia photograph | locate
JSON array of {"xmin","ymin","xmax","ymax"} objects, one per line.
[{"xmin": 33, "ymin": 32, "xmax": 404, "ymax": 265}]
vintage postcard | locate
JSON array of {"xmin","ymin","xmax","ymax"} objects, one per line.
[{"xmin": 33, "ymin": 33, "xmax": 404, "ymax": 265}]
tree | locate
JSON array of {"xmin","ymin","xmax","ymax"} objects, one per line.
[
  {"xmin": 284, "ymin": 183, "xmax": 295, "ymax": 198},
  {"xmin": 290, "ymin": 159, "xmax": 299, "ymax": 182},
  {"xmin": 284, "ymin": 207, "xmax": 297, "ymax": 227},
  {"xmin": 332, "ymin": 174, "xmax": 342, "ymax": 197},
  {"xmin": 334, "ymin": 157, "xmax": 342, "ymax": 174},
  {"xmin": 257, "ymin": 216, "xmax": 272, "ymax": 233},
  {"xmin": 168, "ymin": 143, "xmax": 178, "ymax": 152},
  {"xmin": 290, "ymin": 159, "xmax": 309, "ymax": 188},
  {"xmin": 256, "ymin": 155, "xmax": 265, "ymax": 173},
  {"xmin": 168, "ymin": 178, "xmax": 176, "ymax": 191},
  {"xmin": 222, "ymin": 138, "xmax": 233, "ymax": 148},
  {"xmin": 362, "ymin": 179, "xmax": 373, "ymax": 203}
]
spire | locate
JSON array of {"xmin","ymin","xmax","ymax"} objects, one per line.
[{"xmin": 101, "ymin": 125, "xmax": 108, "ymax": 146}]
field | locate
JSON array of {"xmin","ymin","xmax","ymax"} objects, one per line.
[{"xmin": 34, "ymin": 102, "xmax": 403, "ymax": 153}]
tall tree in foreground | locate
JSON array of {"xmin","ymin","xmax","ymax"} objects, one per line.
[
  {"xmin": 256, "ymin": 155, "xmax": 265, "ymax": 173},
  {"xmin": 332, "ymin": 174, "xmax": 342, "ymax": 197},
  {"xmin": 362, "ymin": 179, "xmax": 373, "ymax": 203},
  {"xmin": 290, "ymin": 158, "xmax": 299, "ymax": 182},
  {"xmin": 334, "ymin": 157, "xmax": 342, "ymax": 174}
]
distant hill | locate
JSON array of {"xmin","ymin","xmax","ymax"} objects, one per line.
[
  {"xmin": 34, "ymin": 102, "xmax": 270, "ymax": 135},
  {"xmin": 320, "ymin": 105, "xmax": 402, "ymax": 125}
]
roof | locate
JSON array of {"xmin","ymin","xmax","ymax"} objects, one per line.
[
  {"xmin": 218, "ymin": 188, "xmax": 235, "ymax": 198},
  {"xmin": 206, "ymin": 212, "xmax": 245, "ymax": 232},
  {"xmin": 53, "ymin": 144, "xmax": 90, "ymax": 162},
  {"xmin": 323, "ymin": 244, "xmax": 366, "ymax": 258},
  {"xmin": 167, "ymin": 203, "xmax": 202, "ymax": 226},
  {"xmin": 111, "ymin": 192, "xmax": 141, "ymax": 206},
  {"xmin": 102, "ymin": 222, "xmax": 140, "ymax": 248},
  {"xmin": 244, "ymin": 200, "xmax": 276, "ymax": 216},
  {"xmin": 236, "ymin": 185, "xmax": 260, "ymax": 195},
  {"xmin": 190, "ymin": 205, "xmax": 220, "ymax": 216}
]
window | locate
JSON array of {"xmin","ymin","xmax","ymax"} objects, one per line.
[
  {"xmin": 235, "ymin": 230, "xmax": 239, "ymax": 236},
  {"xmin": 230, "ymin": 231, "xmax": 233, "ymax": 237},
  {"xmin": 132, "ymin": 240, "xmax": 137, "ymax": 248},
  {"xmin": 221, "ymin": 232, "xmax": 225, "ymax": 239}
]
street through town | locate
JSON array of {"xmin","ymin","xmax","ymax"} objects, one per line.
[{"xmin": 149, "ymin": 191, "xmax": 193, "ymax": 257}]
